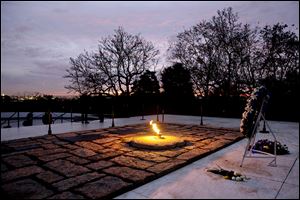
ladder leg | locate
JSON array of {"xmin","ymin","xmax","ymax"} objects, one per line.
[
  {"xmin": 262, "ymin": 115, "xmax": 277, "ymax": 166},
  {"xmin": 240, "ymin": 138, "xmax": 251, "ymax": 167}
]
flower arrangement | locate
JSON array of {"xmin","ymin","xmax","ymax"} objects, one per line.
[
  {"xmin": 252, "ymin": 139, "xmax": 289, "ymax": 155},
  {"xmin": 207, "ymin": 165, "xmax": 250, "ymax": 181},
  {"xmin": 240, "ymin": 86, "xmax": 270, "ymax": 138}
]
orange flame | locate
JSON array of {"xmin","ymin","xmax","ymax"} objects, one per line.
[{"xmin": 149, "ymin": 120, "xmax": 162, "ymax": 138}]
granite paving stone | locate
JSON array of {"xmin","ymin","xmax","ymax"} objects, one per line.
[
  {"xmin": 88, "ymin": 150, "xmax": 123, "ymax": 161},
  {"xmin": 63, "ymin": 144, "xmax": 81, "ymax": 150},
  {"xmin": 26, "ymin": 148, "xmax": 67, "ymax": 157},
  {"xmin": 40, "ymin": 143, "xmax": 61, "ymax": 149},
  {"xmin": 30, "ymin": 139, "xmax": 52, "ymax": 144},
  {"xmin": 2, "ymin": 165, "xmax": 44, "ymax": 182},
  {"xmin": 55, "ymin": 132, "xmax": 78, "ymax": 139},
  {"xmin": 74, "ymin": 176, "xmax": 131, "ymax": 199},
  {"xmin": 201, "ymin": 138, "xmax": 218, "ymax": 145},
  {"xmin": 10, "ymin": 143, "xmax": 42, "ymax": 152},
  {"xmin": 104, "ymin": 166, "xmax": 155, "ymax": 182},
  {"xmin": 75, "ymin": 141, "xmax": 104, "ymax": 152},
  {"xmin": 52, "ymin": 172, "xmax": 105, "ymax": 191},
  {"xmin": 60, "ymin": 133, "xmax": 103, "ymax": 143},
  {"xmin": 5, "ymin": 140, "xmax": 39, "ymax": 148},
  {"xmin": 93, "ymin": 137, "xmax": 120, "ymax": 144},
  {"xmin": 85, "ymin": 160, "xmax": 114, "ymax": 170},
  {"xmin": 147, "ymin": 159, "xmax": 186, "ymax": 174},
  {"xmin": 125, "ymin": 151, "xmax": 170, "ymax": 163},
  {"xmin": 111, "ymin": 155, "xmax": 155, "ymax": 170},
  {"xmin": 2, "ymin": 178, "xmax": 54, "ymax": 199},
  {"xmin": 201, "ymin": 139, "xmax": 233, "ymax": 150},
  {"xmin": 176, "ymin": 148, "xmax": 212, "ymax": 160},
  {"xmin": 23, "ymin": 148, "xmax": 44, "ymax": 156},
  {"xmin": 66, "ymin": 156, "xmax": 90, "ymax": 164},
  {"xmin": 36, "ymin": 170, "xmax": 64, "ymax": 184},
  {"xmin": 53, "ymin": 141, "xmax": 69, "ymax": 145},
  {"xmin": 37, "ymin": 152, "xmax": 72, "ymax": 162},
  {"xmin": 44, "ymin": 159, "xmax": 91, "ymax": 177},
  {"xmin": 2, "ymin": 154, "xmax": 37, "ymax": 168},
  {"xmin": 70, "ymin": 148, "xmax": 97, "ymax": 157},
  {"xmin": 110, "ymin": 143, "xmax": 133, "ymax": 152},
  {"xmin": 47, "ymin": 191, "xmax": 85, "ymax": 199},
  {"xmin": 102, "ymin": 141, "xmax": 122, "ymax": 147}
]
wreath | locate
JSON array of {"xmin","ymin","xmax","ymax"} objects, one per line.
[{"xmin": 240, "ymin": 86, "xmax": 270, "ymax": 138}]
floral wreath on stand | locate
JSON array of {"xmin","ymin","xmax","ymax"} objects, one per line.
[
  {"xmin": 240, "ymin": 86, "xmax": 270, "ymax": 138},
  {"xmin": 240, "ymin": 86, "xmax": 290, "ymax": 155}
]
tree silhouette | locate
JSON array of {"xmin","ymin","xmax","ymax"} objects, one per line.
[
  {"xmin": 161, "ymin": 63, "xmax": 194, "ymax": 98},
  {"xmin": 132, "ymin": 70, "xmax": 160, "ymax": 96},
  {"xmin": 169, "ymin": 7, "xmax": 260, "ymax": 96},
  {"xmin": 259, "ymin": 23, "xmax": 299, "ymax": 82},
  {"xmin": 64, "ymin": 27, "xmax": 159, "ymax": 96}
]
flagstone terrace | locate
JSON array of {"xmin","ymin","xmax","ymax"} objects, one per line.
[{"xmin": 1, "ymin": 123, "xmax": 244, "ymax": 199}]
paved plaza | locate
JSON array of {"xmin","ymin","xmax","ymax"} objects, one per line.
[
  {"xmin": 1, "ymin": 122, "xmax": 243, "ymax": 199},
  {"xmin": 1, "ymin": 115, "xmax": 298, "ymax": 199}
]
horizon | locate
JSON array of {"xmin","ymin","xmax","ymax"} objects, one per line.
[{"xmin": 1, "ymin": 1, "xmax": 299, "ymax": 96}]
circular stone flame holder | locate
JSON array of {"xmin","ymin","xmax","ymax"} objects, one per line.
[{"xmin": 127, "ymin": 135, "xmax": 187, "ymax": 150}]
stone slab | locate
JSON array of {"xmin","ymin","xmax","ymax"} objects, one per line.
[
  {"xmin": 2, "ymin": 154, "xmax": 37, "ymax": 168},
  {"xmin": 53, "ymin": 172, "xmax": 105, "ymax": 191},
  {"xmin": 111, "ymin": 156, "xmax": 155, "ymax": 170},
  {"xmin": 2, "ymin": 165, "xmax": 44, "ymax": 182},
  {"xmin": 75, "ymin": 176, "xmax": 131, "ymax": 199},
  {"xmin": 37, "ymin": 152, "xmax": 72, "ymax": 162},
  {"xmin": 104, "ymin": 166, "xmax": 155, "ymax": 182},
  {"xmin": 47, "ymin": 191, "xmax": 85, "ymax": 199},
  {"xmin": 70, "ymin": 148, "xmax": 97, "ymax": 157},
  {"xmin": 85, "ymin": 160, "xmax": 114, "ymax": 170},
  {"xmin": 44, "ymin": 159, "xmax": 90, "ymax": 177},
  {"xmin": 2, "ymin": 178, "xmax": 54, "ymax": 199},
  {"xmin": 60, "ymin": 134, "xmax": 103, "ymax": 143},
  {"xmin": 36, "ymin": 170, "xmax": 64, "ymax": 184}
]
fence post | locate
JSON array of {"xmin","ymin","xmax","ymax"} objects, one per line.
[
  {"xmin": 200, "ymin": 99, "xmax": 203, "ymax": 125},
  {"xmin": 7, "ymin": 118, "xmax": 11, "ymax": 128},
  {"xmin": 48, "ymin": 111, "xmax": 52, "ymax": 135},
  {"xmin": 156, "ymin": 105, "xmax": 159, "ymax": 122},
  {"xmin": 111, "ymin": 105, "xmax": 115, "ymax": 127},
  {"xmin": 141, "ymin": 103, "xmax": 145, "ymax": 120},
  {"xmin": 17, "ymin": 111, "xmax": 20, "ymax": 128}
]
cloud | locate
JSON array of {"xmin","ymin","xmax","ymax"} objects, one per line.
[{"xmin": 1, "ymin": 1, "xmax": 299, "ymax": 96}]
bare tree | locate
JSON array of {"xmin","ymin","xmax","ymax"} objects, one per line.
[
  {"xmin": 64, "ymin": 51, "xmax": 107, "ymax": 95},
  {"xmin": 64, "ymin": 27, "xmax": 159, "ymax": 96},
  {"xmin": 168, "ymin": 7, "xmax": 259, "ymax": 96},
  {"xmin": 168, "ymin": 23, "xmax": 219, "ymax": 97},
  {"xmin": 258, "ymin": 23, "xmax": 299, "ymax": 82}
]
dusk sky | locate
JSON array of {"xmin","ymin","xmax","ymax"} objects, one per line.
[{"xmin": 1, "ymin": 1, "xmax": 299, "ymax": 96}]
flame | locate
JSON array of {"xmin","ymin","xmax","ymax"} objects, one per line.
[{"xmin": 149, "ymin": 120, "xmax": 162, "ymax": 138}]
